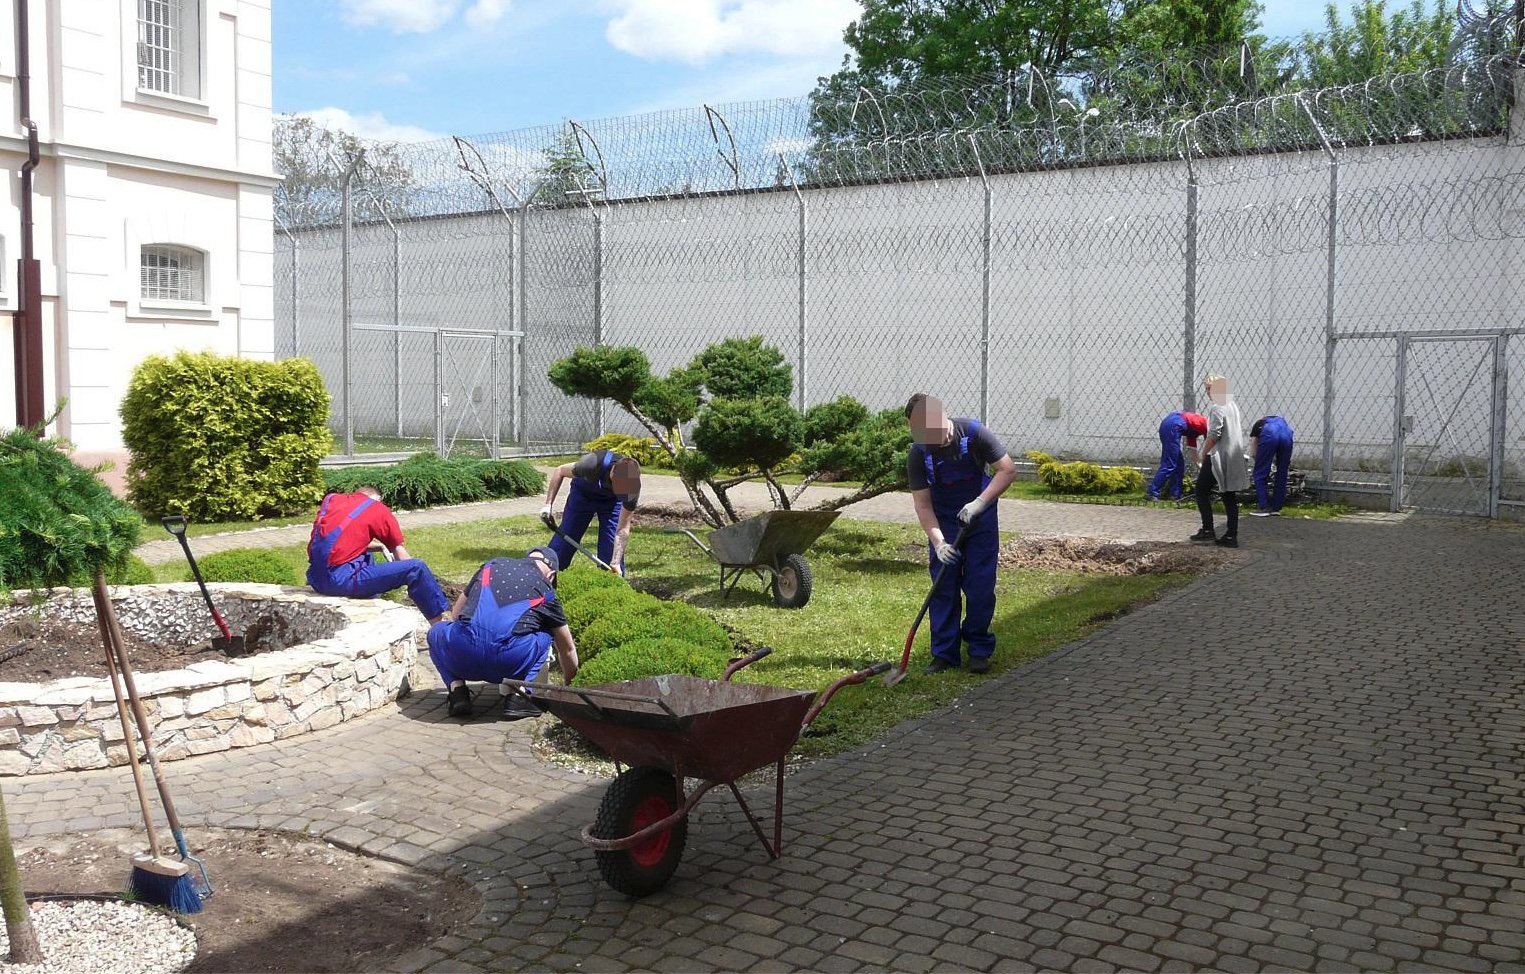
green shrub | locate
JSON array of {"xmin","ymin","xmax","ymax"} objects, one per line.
[
  {"xmin": 191, "ymin": 548, "xmax": 301, "ymax": 586},
  {"xmin": 572, "ymin": 637, "xmax": 728, "ymax": 686},
  {"xmin": 802, "ymin": 396, "xmax": 870, "ymax": 447},
  {"xmin": 547, "ymin": 346, "xmax": 652, "ymax": 405},
  {"xmin": 554, "ymin": 565, "xmax": 627, "ymax": 604},
  {"xmin": 0, "ymin": 428, "xmax": 142, "ymax": 592},
  {"xmin": 1099, "ymin": 466, "xmax": 1145, "ymax": 493},
  {"xmin": 322, "ymin": 455, "xmax": 543, "ymax": 510},
  {"xmin": 120, "ymin": 351, "xmax": 330, "ymax": 520},
  {"xmin": 581, "ymin": 433, "xmax": 672, "ymax": 470},
  {"xmin": 1030, "ymin": 449, "xmax": 1144, "ymax": 496},
  {"xmin": 579, "ymin": 602, "xmax": 733, "ymax": 661},
  {"xmin": 692, "ymin": 396, "xmax": 803, "ymax": 471},
  {"xmin": 68, "ymin": 554, "xmax": 154, "ymax": 588},
  {"xmin": 561, "ymin": 586, "xmax": 659, "ymax": 637},
  {"xmin": 467, "ymin": 459, "xmax": 545, "ymax": 497}
]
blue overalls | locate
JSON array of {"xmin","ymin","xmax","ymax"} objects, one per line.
[
  {"xmin": 306, "ymin": 495, "xmax": 449, "ymax": 620},
  {"xmin": 426, "ymin": 564, "xmax": 554, "ymax": 686},
  {"xmin": 1253, "ymin": 416, "xmax": 1295, "ymax": 512},
  {"xmin": 921, "ymin": 423, "xmax": 999, "ymax": 668},
  {"xmin": 1148, "ymin": 411, "xmax": 1191, "ymax": 500},
  {"xmin": 550, "ymin": 451, "xmax": 625, "ymax": 572}
]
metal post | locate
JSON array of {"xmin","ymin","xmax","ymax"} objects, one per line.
[
  {"xmin": 779, "ymin": 155, "xmax": 808, "ymax": 411},
  {"xmin": 1299, "ymin": 95, "xmax": 1340, "ymax": 486},
  {"xmin": 1491, "ymin": 335, "xmax": 1507, "ymax": 517},
  {"xmin": 593, "ymin": 207, "xmax": 605, "ymax": 437},
  {"xmin": 1182, "ymin": 139, "xmax": 1199, "ymax": 413},
  {"xmin": 490, "ymin": 338, "xmax": 501, "ymax": 458},
  {"xmin": 1391, "ymin": 336, "xmax": 1407, "ymax": 512},
  {"xmin": 336, "ymin": 149, "xmax": 365, "ymax": 457},
  {"xmin": 392, "ymin": 225, "xmax": 401, "ymax": 438},
  {"xmin": 970, "ymin": 135, "xmax": 992, "ymax": 424},
  {"xmin": 434, "ymin": 329, "xmax": 445, "ymax": 457},
  {"xmin": 518, "ymin": 195, "xmax": 532, "ymax": 449}
]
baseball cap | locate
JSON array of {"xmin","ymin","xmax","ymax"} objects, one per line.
[{"xmin": 527, "ymin": 546, "xmax": 559, "ymax": 573}]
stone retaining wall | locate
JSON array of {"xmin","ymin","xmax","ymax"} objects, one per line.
[{"xmin": 0, "ymin": 584, "xmax": 420, "ymax": 775}]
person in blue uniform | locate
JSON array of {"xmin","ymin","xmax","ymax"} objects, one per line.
[
  {"xmin": 1249, "ymin": 415, "xmax": 1295, "ymax": 516},
  {"xmin": 905, "ymin": 393, "xmax": 1017, "ymax": 675},
  {"xmin": 1147, "ymin": 410, "xmax": 1207, "ymax": 501},
  {"xmin": 541, "ymin": 450, "xmax": 642, "ymax": 575},
  {"xmin": 306, "ymin": 485, "xmax": 450, "ymax": 623},
  {"xmin": 427, "ymin": 547, "xmax": 580, "ymax": 721}
]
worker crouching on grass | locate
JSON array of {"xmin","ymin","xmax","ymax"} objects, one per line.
[
  {"xmin": 306, "ymin": 485, "xmax": 450, "ymax": 623},
  {"xmin": 541, "ymin": 450, "xmax": 642, "ymax": 575},
  {"xmin": 905, "ymin": 393, "xmax": 1017, "ymax": 675},
  {"xmin": 428, "ymin": 547, "xmax": 580, "ymax": 721}
]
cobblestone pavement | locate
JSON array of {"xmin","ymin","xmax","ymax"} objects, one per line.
[{"xmin": 26, "ymin": 495, "xmax": 1525, "ymax": 972}]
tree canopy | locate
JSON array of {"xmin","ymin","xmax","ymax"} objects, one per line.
[{"xmin": 273, "ymin": 115, "xmax": 419, "ymax": 226}]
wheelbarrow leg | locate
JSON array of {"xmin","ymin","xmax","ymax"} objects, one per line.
[{"xmin": 723, "ymin": 756, "xmax": 786, "ymax": 860}]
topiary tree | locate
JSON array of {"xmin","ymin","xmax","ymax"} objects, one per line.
[{"xmin": 548, "ymin": 336, "xmax": 910, "ymax": 527}]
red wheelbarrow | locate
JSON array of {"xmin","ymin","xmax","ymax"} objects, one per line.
[{"xmin": 502, "ymin": 648, "xmax": 889, "ymax": 897}]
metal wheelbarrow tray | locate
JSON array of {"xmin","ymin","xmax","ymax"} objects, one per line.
[
  {"xmin": 504, "ymin": 649, "xmax": 888, "ymax": 897},
  {"xmin": 667, "ymin": 509, "xmax": 839, "ymax": 608}
]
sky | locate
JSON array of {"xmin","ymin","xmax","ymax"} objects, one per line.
[{"xmin": 274, "ymin": 1, "xmax": 1340, "ymax": 145}]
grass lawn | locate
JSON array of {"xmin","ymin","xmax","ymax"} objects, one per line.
[{"xmin": 161, "ymin": 516, "xmax": 1197, "ymax": 760}]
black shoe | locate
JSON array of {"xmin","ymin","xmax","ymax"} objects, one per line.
[
  {"xmin": 502, "ymin": 693, "xmax": 540, "ymax": 721},
  {"xmin": 1190, "ymin": 528, "xmax": 1216, "ymax": 543},
  {"xmin": 446, "ymin": 685, "xmax": 472, "ymax": 719},
  {"xmin": 924, "ymin": 658, "xmax": 957, "ymax": 675},
  {"xmin": 1215, "ymin": 535, "xmax": 1239, "ymax": 548},
  {"xmin": 969, "ymin": 656, "xmax": 992, "ymax": 674}
]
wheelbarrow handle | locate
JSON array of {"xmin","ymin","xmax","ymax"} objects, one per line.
[
  {"xmin": 803, "ymin": 661, "xmax": 894, "ymax": 728},
  {"xmin": 661, "ymin": 526, "xmax": 713, "ymax": 559},
  {"xmin": 722, "ymin": 645, "xmax": 772, "ymax": 681}
]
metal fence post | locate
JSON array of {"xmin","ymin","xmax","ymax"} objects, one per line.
[
  {"xmin": 1299, "ymin": 95, "xmax": 1340, "ymax": 486},
  {"xmin": 970, "ymin": 135, "xmax": 992, "ymax": 424},
  {"xmin": 1179, "ymin": 128, "xmax": 1198, "ymax": 413},
  {"xmin": 779, "ymin": 154, "xmax": 808, "ymax": 411},
  {"xmin": 392, "ymin": 224, "xmax": 401, "ymax": 438},
  {"xmin": 434, "ymin": 329, "xmax": 445, "ymax": 457},
  {"xmin": 337, "ymin": 149, "xmax": 365, "ymax": 458},
  {"xmin": 593, "ymin": 205, "xmax": 605, "ymax": 437},
  {"xmin": 1391, "ymin": 336, "xmax": 1407, "ymax": 512}
]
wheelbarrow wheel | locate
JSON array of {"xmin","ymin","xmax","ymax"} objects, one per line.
[
  {"xmin": 770, "ymin": 554, "xmax": 812, "ymax": 609},
  {"xmin": 592, "ymin": 766, "xmax": 687, "ymax": 897}
]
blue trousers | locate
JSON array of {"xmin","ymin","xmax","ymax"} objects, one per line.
[
  {"xmin": 926, "ymin": 511, "xmax": 999, "ymax": 665},
  {"xmin": 1148, "ymin": 414, "xmax": 1189, "ymax": 500},
  {"xmin": 1254, "ymin": 426, "xmax": 1295, "ymax": 512},
  {"xmin": 550, "ymin": 483, "xmax": 623, "ymax": 572},
  {"xmin": 427, "ymin": 622, "xmax": 552, "ymax": 686},
  {"xmin": 308, "ymin": 555, "xmax": 450, "ymax": 620}
]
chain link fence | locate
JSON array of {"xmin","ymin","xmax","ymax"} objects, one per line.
[{"xmin": 275, "ymin": 17, "xmax": 1525, "ymax": 515}]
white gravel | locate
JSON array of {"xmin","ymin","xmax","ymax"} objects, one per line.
[{"xmin": 0, "ymin": 899, "xmax": 196, "ymax": 973}]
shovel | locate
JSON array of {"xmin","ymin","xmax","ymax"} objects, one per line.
[
  {"xmin": 883, "ymin": 522, "xmax": 973, "ymax": 687},
  {"xmin": 539, "ymin": 512, "xmax": 621, "ymax": 575},
  {"xmin": 161, "ymin": 516, "xmax": 247, "ymax": 655}
]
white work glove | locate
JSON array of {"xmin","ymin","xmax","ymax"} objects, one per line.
[
  {"xmin": 957, "ymin": 497, "xmax": 987, "ymax": 524},
  {"xmin": 539, "ymin": 504, "xmax": 554, "ymax": 521},
  {"xmin": 935, "ymin": 542, "xmax": 961, "ymax": 565}
]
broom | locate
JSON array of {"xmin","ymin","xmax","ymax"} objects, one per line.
[
  {"xmin": 97, "ymin": 574, "xmax": 213, "ymax": 900},
  {"xmin": 90, "ymin": 574, "xmax": 203, "ymax": 914}
]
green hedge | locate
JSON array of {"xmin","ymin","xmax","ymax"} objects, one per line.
[
  {"xmin": 69, "ymin": 554, "xmax": 154, "ymax": 588},
  {"xmin": 577, "ymin": 601, "xmax": 733, "ymax": 661},
  {"xmin": 572, "ymin": 637, "xmax": 728, "ymax": 686},
  {"xmin": 1, "ymin": 428, "xmax": 142, "ymax": 592},
  {"xmin": 561, "ymin": 586, "xmax": 657, "ymax": 639},
  {"xmin": 121, "ymin": 351, "xmax": 331, "ymax": 521},
  {"xmin": 554, "ymin": 565, "xmax": 627, "ymax": 604},
  {"xmin": 191, "ymin": 548, "xmax": 301, "ymax": 586},
  {"xmin": 1027, "ymin": 450, "xmax": 1144, "ymax": 496},
  {"xmin": 322, "ymin": 454, "xmax": 543, "ymax": 510}
]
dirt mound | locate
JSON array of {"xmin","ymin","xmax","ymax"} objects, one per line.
[
  {"xmin": 999, "ymin": 536, "xmax": 1233, "ymax": 575},
  {"xmin": 632, "ymin": 501, "xmax": 719, "ymax": 528}
]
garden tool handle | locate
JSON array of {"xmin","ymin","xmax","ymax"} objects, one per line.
[
  {"xmin": 160, "ymin": 515, "xmax": 188, "ymax": 538},
  {"xmin": 804, "ymin": 661, "xmax": 895, "ymax": 727},
  {"xmin": 163, "ymin": 518, "xmax": 233, "ymax": 639},
  {"xmin": 893, "ymin": 521, "xmax": 976, "ymax": 676}
]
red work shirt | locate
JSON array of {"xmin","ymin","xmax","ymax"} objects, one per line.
[
  {"xmin": 1181, "ymin": 411, "xmax": 1208, "ymax": 447},
  {"xmin": 309, "ymin": 492, "xmax": 405, "ymax": 567}
]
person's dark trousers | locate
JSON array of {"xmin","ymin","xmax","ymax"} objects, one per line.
[
  {"xmin": 1195, "ymin": 460, "xmax": 1239, "ymax": 539},
  {"xmin": 549, "ymin": 481, "xmax": 623, "ymax": 571}
]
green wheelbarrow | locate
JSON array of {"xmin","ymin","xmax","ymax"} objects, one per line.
[{"xmin": 666, "ymin": 510, "xmax": 839, "ymax": 609}]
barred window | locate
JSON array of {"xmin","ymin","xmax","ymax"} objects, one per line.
[
  {"xmin": 140, "ymin": 245, "xmax": 205, "ymax": 303},
  {"xmin": 137, "ymin": 0, "xmax": 201, "ymax": 98}
]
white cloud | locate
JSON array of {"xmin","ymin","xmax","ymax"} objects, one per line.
[
  {"xmin": 605, "ymin": 0, "xmax": 859, "ymax": 65},
  {"xmin": 340, "ymin": 0, "xmax": 460, "ymax": 34},
  {"xmin": 465, "ymin": 0, "xmax": 512, "ymax": 28},
  {"xmin": 298, "ymin": 107, "xmax": 445, "ymax": 145}
]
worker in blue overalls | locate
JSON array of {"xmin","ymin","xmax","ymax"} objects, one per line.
[
  {"xmin": 1147, "ymin": 409, "xmax": 1208, "ymax": 501},
  {"xmin": 541, "ymin": 450, "xmax": 642, "ymax": 575},
  {"xmin": 905, "ymin": 394, "xmax": 1017, "ymax": 675},
  {"xmin": 427, "ymin": 546, "xmax": 580, "ymax": 720},
  {"xmin": 1249, "ymin": 415, "xmax": 1296, "ymax": 516},
  {"xmin": 306, "ymin": 485, "xmax": 450, "ymax": 623}
]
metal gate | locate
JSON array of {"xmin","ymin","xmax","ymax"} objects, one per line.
[
  {"xmin": 1393, "ymin": 333, "xmax": 1506, "ymax": 516},
  {"xmin": 438, "ymin": 330, "xmax": 521, "ymax": 459}
]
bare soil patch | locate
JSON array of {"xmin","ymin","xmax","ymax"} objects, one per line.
[
  {"xmin": 17, "ymin": 827, "xmax": 480, "ymax": 974},
  {"xmin": 1000, "ymin": 535, "xmax": 1233, "ymax": 575}
]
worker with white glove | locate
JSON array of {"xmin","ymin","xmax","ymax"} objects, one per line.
[
  {"xmin": 541, "ymin": 450, "xmax": 642, "ymax": 575},
  {"xmin": 904, "ymin": 393, "xmax": 1016, "ymax": 675}
]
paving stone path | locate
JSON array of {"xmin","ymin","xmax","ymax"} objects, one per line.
[{"xmin": 21, "ymin": 483, "xmax": 1525, "ymax": 972}]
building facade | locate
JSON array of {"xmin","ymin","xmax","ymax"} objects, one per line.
[{"xmin": 0, "ymin": 0, "xmax": 275, "ymax": 479}]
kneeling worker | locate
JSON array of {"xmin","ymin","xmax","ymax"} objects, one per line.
[
  {"xmin": 427, "ymin": 547, "xmax": 580, "ymax": 720},
  {"xmin": 306, "ymin": 485, "xmax": 450, "ymax": 623}
]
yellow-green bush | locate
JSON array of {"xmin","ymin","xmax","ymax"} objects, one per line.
[
  {"xmin": 578, "ymin": 602, "xmax": 733, "ymax": 661},
  {"xmin": 581, "ymin": 433, "xmax": 673, "ymax": 470},
  {"xmin": 554, "ymin": 564, "xmax": 627, "ymax": 604},
  {"xmin": 192, "ymin": 548, "xmax": 301, "ymax": 586},
  {"xmin": 561, "ymin": 586, "xmax": 658, "ymax": 637},
  {"xmin": 1028, "ymin": 449, "xmax": 1142, "ymax": 496},
  {"xmin": 572, "ymin": 637, "xmax": 728, "ymax": 686}
]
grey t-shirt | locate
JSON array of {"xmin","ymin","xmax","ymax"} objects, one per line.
[
  {"xmin": 571, "ymin": 450, "xmax": 640, "ymax": 509},
  {"xmin": 906, "ymin": 419, "xmax": 1007, "ymax": 491}
]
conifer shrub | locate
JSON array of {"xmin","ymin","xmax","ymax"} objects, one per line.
[
  {"xmin": 560, "ymin": 586, "xmax": 659, "ymax": 637},
  {"xmin": 191, "ymin": 549, "xmax": 301, "ymax": 586},
  {"xmin": 571, "ymin": 637, "xmax": 728, "ymax": 686},
  {"xmin": 553, "ymin": 565, "xmax": 626, "ymax": 604}
]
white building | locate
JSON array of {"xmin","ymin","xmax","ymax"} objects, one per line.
[{"xmin": 0, "ymin": 0, "xmax": 275, "ymax": 484}]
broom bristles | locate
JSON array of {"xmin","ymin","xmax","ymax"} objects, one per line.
[{"xmin": 131, "ymin": 854, "xmax": 203, "ymax": 914}]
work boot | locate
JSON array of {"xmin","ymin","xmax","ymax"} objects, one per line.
[
  {"xmin": 969, "ymin": 656, "xmax": 992, "ymax": 674},
  {"xmin": 446, "ymin": 685, "xmax": 472, "ymax": 719},
  {"xmin": 502, "ymin": 693, "xmax": 540, "ymax": 721},
  {"xmin": 1190, "ymin": 528, "xmax": 1216, "ymax": 543},
  {"xmin": 924, "ymin": 658, "xmax": 957, "ymax": 675},
  {"xmin": 1215, "ymin": 535, "xmax": 1239, "ymax": 548}
]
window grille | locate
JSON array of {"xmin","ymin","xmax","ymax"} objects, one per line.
[{"xmin": 141, "ymin": 245, "xmax": 204, "ymax": 303}]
